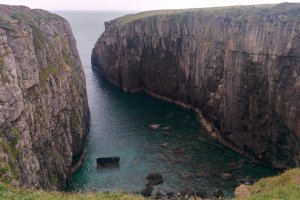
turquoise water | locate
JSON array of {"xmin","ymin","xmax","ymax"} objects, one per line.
[{"xmin": 57, "ymin": 11, "xmax": 277, "ymax": 197}]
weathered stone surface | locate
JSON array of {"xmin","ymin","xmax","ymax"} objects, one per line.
[
  {"xmin": 234, "ymin": 184, "xmax": 252, "ymax": 198},
  {"xmin": 92, "ymin": 3, "xmax": 300, "ymax": 169},
  {"xmin": 0, "ymin": 5, "xmax": 89, "ymax": 189}
]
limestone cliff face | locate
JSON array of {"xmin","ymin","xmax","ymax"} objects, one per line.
[
  {"xmin": 92, "ymin": 3, "xmax": 300, "ymax": 169},
  {"xmin": 0, "ymin": 5, "xmax": 89, "ymax": 189}
]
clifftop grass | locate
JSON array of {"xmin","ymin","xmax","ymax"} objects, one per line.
[
  {"xmin": 0, "ymin": 168, "xmax": 299, "ymax": 199},
  {"xmin": 110, "ymin": 3, "xmax": 300, "ymax": 28},
  {"xmin": 0, "ymin": 182, "xmax": 144, "ymax": 200},
  {"xmin": 233, "ymin": 168, "xmax": 300, "ymax": 200}
]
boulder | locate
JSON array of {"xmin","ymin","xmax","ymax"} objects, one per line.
[{"xmin": 96, "ymin": 157, "xmax": 120, "ymax": 167}]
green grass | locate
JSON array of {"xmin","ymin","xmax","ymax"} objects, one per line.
[
  {"xmin": 0, "ymin": 182, "xmax": 144, "ymax": 200},
  {"xmin": 39, "ymin": 65, "xmax": 61, "ymax": 87},
  {"xmin": 110, "ymin": 3, "xmax": 300, "ymax": 28},
  {"xmin": 0, "ymin": 168, "xmax": 298, "ymax": 199},
  {"xmin": 233, "ymin": 168, "xmax": 300, "ymax": 200}
]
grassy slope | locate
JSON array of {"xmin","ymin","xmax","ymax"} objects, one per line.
[
  {"xmin": 0, "ymin": 182, "xmax": 144, "ymax": 200},
  {"xmin": 111, "ymin": 3, "xmax": 300, "ymax": 28},
  {"xmin": 0, "ymin": 169, "xmax": 299, "ymax": 199},
  {"xmin": 233, "ymin": 168, "xmax": 300, "ymax": 200}
]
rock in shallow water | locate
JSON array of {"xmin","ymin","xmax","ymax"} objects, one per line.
[
  {"xmin": 146, "ymin": 173, "xmax": 163, "ymax": 185},
  {"xmin": 149, "ymin": 124, "xmax": 160, "ymax": 130}
]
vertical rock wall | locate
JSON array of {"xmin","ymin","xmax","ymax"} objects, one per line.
[
  {"xmin": 92, "ymin": 3, "xmax": 300, "ymax": 169},
  {"xmin": 0, "ymin": 5, "xmax": 89, "ymax": 189}
]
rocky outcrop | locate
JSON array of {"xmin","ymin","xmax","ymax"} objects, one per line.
[
  {"xmin": 92, "ymin": 3, "xmax": 300, "ymax": 169},
  {"xmin": 0, "ymin": 5, "xmax": 89, "ymax": 189}
]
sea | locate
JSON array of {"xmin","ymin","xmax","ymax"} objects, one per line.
[{"xmin": 56, "ymin": 11, "xmax": 277, "ymax": 198}]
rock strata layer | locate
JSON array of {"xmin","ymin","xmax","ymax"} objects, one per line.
[
  {"xmin": 92, "ymin": 3, "xmax": 300, "ymax": 169},
  {"xmin": 0, "ymin": 5, "xmax": 89, "ymax": 189}
]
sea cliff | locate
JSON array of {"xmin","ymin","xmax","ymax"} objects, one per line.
[
  {"xmin": 0, "ymin": 5, "xmax": 89, "ymax": 189},
  {"xmin": 92, "ymin": 3, "xmax": 300, "ymax": 169}
]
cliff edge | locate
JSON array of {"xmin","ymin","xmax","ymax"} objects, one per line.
[
  {"xmin": 0, "ymin": 5, "xmax": 89, "ymax": 189},
  {"xmin": 92, "ymin": 3, "xmax": 300, "ymax": 169}
]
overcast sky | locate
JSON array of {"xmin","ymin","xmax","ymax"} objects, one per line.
[{"xmin": 1, "ymin": 0, "xmax": 300, "ymax": 11}]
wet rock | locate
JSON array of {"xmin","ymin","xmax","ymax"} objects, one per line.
[
  {"xmin": 97, "ymin": 157, "xmax": 120, "ymax": 167},
  {"xmin": 234, "ymin": 184, "xmax": 252, "ymax": 198},
  {"xmin": 196, "ymin": 171, "xmax": 206, "ymax": 178},
  {"xmin": 221, "ymin": 172, "xmax": 232, "ymax": 180},
  {"xmin": 179, "ymin": 172, "xmax": 194, "ymax": 179},
  {"xmin": 213, "ymin": 189, "xmax": 224, "ymax": 198},
  {"xmin": 146, "ymin": 173, "xmax": 163, "ymax": 185},
  {"xmin": 161, "ymin": 126, "xmax": 172, "ymax": 132},
  {"xmin": 149, "ymin": 124, "xmax": 160, "ymax": 130},
  {"xmin": 173, "ymin": 146, "xmax": 186, "ymax": 154},
  {"xmin": 226, "ymin": 162, "xmax": 237, "ymax": 168},
  {"xmin": 238, "ymin": 177, "xmax": 254, "ymax": 185},
  {"xmin": 141, "ymin": 185, "xmax": 153, "ymax": 197},
  {"xmin": 162, "ymin": 131, "xmax": 172, "ymax": 136}
]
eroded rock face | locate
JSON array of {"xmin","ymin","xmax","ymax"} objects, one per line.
[
  {"xmin": 92, "ymin": 3, "xmax": 300, "ymax": 169},
  {"xmin": 0, "ymin": 5, "xmax": 89, "ymax": 189}
]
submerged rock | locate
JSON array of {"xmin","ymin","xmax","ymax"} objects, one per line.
[
  {"xmin": 146, "ymin": 173, "xmax": 163, "ymax": 185},
  {"xmin": 221, "ymin": 172, "xmax": 232, "ymax": 180},
  {"xmin": 161, "ymin": 126, "xmax": 172, "ymax": 132},
  {"xmin": 96, "ymin": 157, "xmax": 120, "ymax": 167},
  {"xmin": 173, "ymin": 146, "xmax": 186, "ymax": 154},
  {"xmin": 161, "ymin": 143, "xmax": 169, "ymax": 148},
  {"xmin": 149, "ymin": 124, "xmax": 160, "ymax": 130}
]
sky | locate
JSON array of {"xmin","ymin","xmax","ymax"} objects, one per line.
[{"xmin": 1, "ymin": 0, "xmax": 300, "ymax": 11}]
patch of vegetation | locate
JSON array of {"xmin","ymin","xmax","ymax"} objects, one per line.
[
  {"xmin": 0, "ymin": 57, "xmax": 9, "ymax": 84},
  {"xmin": 0, "ymin": 57, "xmax": 4, "ymax": 72},
  {"xmin": 11, "ymin": 128, "xmax": 20, "ymax": 146},
  {"xmin": 0, "ymin": 138, "xmax": 20, "ymax": 183},
  {"xmin": 111, "ymin": 3, "xmax": 300, "ymax": 28},
  {"xmin": 62, "ymin": 49, "xmax": 75, "ymax": 67},
  {"xmin": 71, "ymin": 110, "xmax": 81, "ymax": 131},
  {"xmin": 30, "ymin": 24, "xmax": 48, "ymax": 51},
  {"xmin": 39, "ymin": 65, "xmax": 60, "ymax": 87},
  {"xmin": 233, "ymin": 168, "xmax": 300, "ymax": 200},
  {"xmin": 0, "ymin": 182, "xmax": 144, "ymax": 200}
]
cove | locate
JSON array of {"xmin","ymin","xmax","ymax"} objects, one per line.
[{"xmin": 57, "ymin": 11, "xmax": 277, "ymax": 197}]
